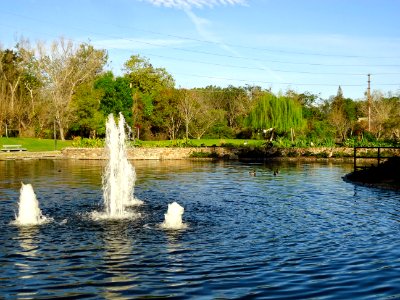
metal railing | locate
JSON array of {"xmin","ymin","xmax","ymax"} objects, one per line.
[{"xmin": 353, "ymin": 146, "xmax": 400, "ymax": 171}]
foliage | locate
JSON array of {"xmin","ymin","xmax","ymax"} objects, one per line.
[
  {"xmin": 134, "ymin": 139, "xmax": 264, "ymax": 148},
  {"xmin": 69, "ymin": 81, "xmax": 106, "ymax": 138},
  {"xmin": 1, "ymin": 39, "xmax": 399, "ymax": 148},
  {"xmin": 95, "ymin": 72, "xmax": 132, "ymax": 124},
  {"xmin": 36, "ymin": 38, "xmax": 107, "ymax": 140},
  {"xmin": 245, "ymin": 93, "xmax": 305, "ymax": 133},
  {"xmin": 189, "ymin": 151, "xmax": 218, "ymax": 158},
  {"xmin": 71, "ymin": 136, "xmax": 104, "ymax": 148}
]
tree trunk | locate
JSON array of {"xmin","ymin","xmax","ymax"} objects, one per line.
[
  {"xmin": 56, "ymin": 117, "xmax": 65, "ymax": 141},
  {"xmin": 290, "ymin": 128, "xmax": 294, "ymax": 142},
  {"xmin": 269, "ymin": 129, "xmax": 274, "ymax": 142},
  {"xmin": 185, "ymin": 120, "xmax": 189, "ymax": 142},
  {"xmin": 59, "ymin": 126, "xmax": 65, "ymax": 141}
]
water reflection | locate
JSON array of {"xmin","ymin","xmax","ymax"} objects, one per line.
[
  {"xmin": 14, "ymin": 226, "xmax": 39, "ymax": 299},
  {"xmin": 100, "ymin": 221, "xmax": 137, "ymax": 300},
  {"xmin": 16, "ymin": 226, "xmax": 39, "ymax": 269}
]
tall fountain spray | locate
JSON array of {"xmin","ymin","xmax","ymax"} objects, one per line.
[
  {"xmin": 15, "ymin": 183, "xmax": 48, "ymax": 226},
  {"xmin": 101, "ymin": 113, "xmax": 141, "ymax": 219}
]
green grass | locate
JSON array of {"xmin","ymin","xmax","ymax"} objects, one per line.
[
  {"xmin": 136, "ymin": 139, "xmax": 265, "ymax": 147},
  {"xmin": 1, "ymin": 137, "xmax": 264, "ymax": 152},
  {"xmin": 0, "ymin": 137, "xmax": 73, "ymax": 152}
]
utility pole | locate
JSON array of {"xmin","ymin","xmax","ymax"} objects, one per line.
[{"xmin": 367, "ymin": 74, "xmax": 371, "ymax": 131}]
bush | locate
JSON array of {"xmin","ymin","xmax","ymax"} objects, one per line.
[
  {"xmin": 189, "ymin": 151, "xmax": 218, "ymax": 158},
  {"xmin": 287, "ymin": 150, "xmax": 299, "ymax": 157},
  {"xmin": 316, "ymin": 151, "xmax": 329, "ymax": 158},
  {"xmin": 129, "ymin": 139, "xmax": 143, "ymax": 147},
  {"xmin": 72, "ymin": 137, "xmax": 104, "ymax": 148},
  {"xmin": 206, "ymin": 124, "xmax": 236, "ymax": 139}
]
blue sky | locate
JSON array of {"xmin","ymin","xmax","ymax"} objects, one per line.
[{"xmin": 1, "ymin": 0, "xmax": 399, "ymax": 99}]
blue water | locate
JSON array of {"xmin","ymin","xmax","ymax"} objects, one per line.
[{"xmin": 1, "ymin": 160, "xmax": 400, "ymax": 299}]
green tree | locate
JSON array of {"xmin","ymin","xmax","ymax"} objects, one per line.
[
  {"xmin": 69, "ymin": 81, "xmax": 105, "ymax": 138},
  {"xmin": 149, "ymin": 88, "xmax": 181, "ymax": 140},
  {"xmin": 190, "ymin": 91, "xmax": 226, "ymax": 139},
  {"xmin": 204, "ymin": 85, "xmax": 253, "ymax": 131},
  {"xmin": 123, "ymin": 55, "xmax": 175, "ymax": 139},
  {"xmin": 245, "ymin": 93, "xmax": 305, "ymax": 141},
  {"xmin": 95, "ymin": 72, "xmax": 132, "ymax": 124},
  {"xmin": 123, "ymin": 55, "xmax": 174, "ymax": 94}
]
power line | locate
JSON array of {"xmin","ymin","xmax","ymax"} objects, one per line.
[
  {"xmin": 145, "ymin": 52, "xmax": 400, "ymax": 76},
  {"xmin": 1, "ymin": 11, "xmax": 400, "ymax": 68},
  {"xmin": 174, "ymin": 72, "xmax": 400, "ymax": 87},
  {"xmin": 1, "ymin": 11, "xmax": 399, "ymax": 93},
  {"xmin": 75, "ymin": 35, "xmax": 400, "ymax": 67},
  {"xmin": 2, "ymin": 9, "xmax": 400, "ymax": 60},
  {"xmin": 1, "ymin": 22, "xmax": 398, "ymax": 90}
]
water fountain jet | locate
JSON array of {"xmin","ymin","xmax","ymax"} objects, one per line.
[
  {"xmin": 161, "ymin": 202, "xmax": 186, "ymax": 229},
  {"xmin": 14, "ymin": 183, "xmax": 48, "ymax": 226},
  {"xmin": 93, "ymin": 113, "xmax": 142, "ymax": 220}
]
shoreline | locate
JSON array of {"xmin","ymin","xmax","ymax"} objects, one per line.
[
  {"xmin": 2, "ymin": 148, "xmax": 398, "ymax": 191},
  {"xmin": 0, "ymin": 146, "xmax": 357, "ymax": 161}
]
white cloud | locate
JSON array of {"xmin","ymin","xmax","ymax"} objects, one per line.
[
  {"xmin": 141, "ymin": 0, "xmax": 247, "ymax": 55},
  {"xmin": 143, "ymin": 0, "xmax": 246, "ymax": 10}
]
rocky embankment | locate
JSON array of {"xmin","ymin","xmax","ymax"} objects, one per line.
[
  {"xmin": 60, "ymin": 146, "xmax": 355, "ymax": 160},
  {"xmin": 0, "ymin": 146, "xmax": 355, "ymax": 161},
  {"xmin": 0, "ymin": 151, "xmax": 62, "ymax": 160}
]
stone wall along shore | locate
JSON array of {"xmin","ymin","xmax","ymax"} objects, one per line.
[
  {"xmin": 60, "ymin": 147, "xmax": 356, "ymax": 160},
  {"xmin": 0, "ymin": 147, "xmax": 359, "ymax": 161}
]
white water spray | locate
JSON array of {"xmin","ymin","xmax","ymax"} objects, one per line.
[
  {"xmin": 14, "ymin": 183, "xmax": 48, "ymax": 226},
  {"xmin": 97, "ymin": 113, "xmax": 141, "ymax": 219},
  {"xmin": 161, "ymin": 202, "xmax": 186, "ymax": 229}
]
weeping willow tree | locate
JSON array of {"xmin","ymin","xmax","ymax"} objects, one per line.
[{"xmin": 246, "ymin": 94, "xmax": 305, "ymax": 141}]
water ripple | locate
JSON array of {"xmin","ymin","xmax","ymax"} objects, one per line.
[{"xmin": 1, "ymin": 161, "xmax": 400, "ymax": 299}]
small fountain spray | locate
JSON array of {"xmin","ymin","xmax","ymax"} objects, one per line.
[
  {"xmin": 14, "ymin": 183, "xmax": 48, "ymax": 226},
  {"xmin": 95, "ymin": 113, "xmax": 141, "ymax": 219},
  {"xmin": 161, "ymin": 202, "xmax": 187, "ymax": 230}
]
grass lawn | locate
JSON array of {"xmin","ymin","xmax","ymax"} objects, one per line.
[
  {"xmin": 137, "ymin": 139, "xmax": 265, "ymax": 147},
  {"xmin": 1, "ymin": 137, "xmax": 265, "ymax": 152},
  {"xmin": 0, "ymin": 137, "xmax": 73, "ymax": 152}
]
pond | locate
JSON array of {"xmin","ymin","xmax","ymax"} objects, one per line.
[{"xmin": 1, "ymin": 159, "xmax": 400, "ymax": 299}]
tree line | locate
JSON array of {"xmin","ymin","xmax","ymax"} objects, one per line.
[{"xmin": 1, "ymin": 38, "xmax": 399, "ymax": 146}]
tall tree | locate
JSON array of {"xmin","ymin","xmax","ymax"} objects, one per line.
[
  {"xmin": 0, "ymin": 49, "xmax": 23, "ymax": 134},
  {"xmin": 365, "ymin": 91, "xmax": 400, "ymax": 140},
  {"xmin": 190, "ymin": 91, "xmax": 225, "ymax": 139},
  {"xmin": 327, "ymin": 86, "xmax": 357, "ymax": 142},
  {"xmin": 150, "ymin": 88, "xmax": 181, "ymax": 140},
  {"xmin": 96, "ymin": 73, "xmax": 133, "ymax": 124},
  {"xmin": 36, "ymin": 38, "xmax": 107, "ymax": 140},
  {"xmin": 0, "ymin": 43, "xmax": 42, "ymax": 137},
  {"xmin": 123, "ymin": 55, "xmax": 174, "ymax": 94},
  {"xmin": 69, "ymin": 81, "xmax": 105, "ymax": 138},
  {"xmin": 123, "ymin": 55, "xmax": 174, "ymax": 139},
  {"xmin": 177, "ymin": 89, "xmax": 200, "ymax": 141},
  {"xmin": 220, "ymin": 85, "xmax": 251, "ymax": 130}
]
